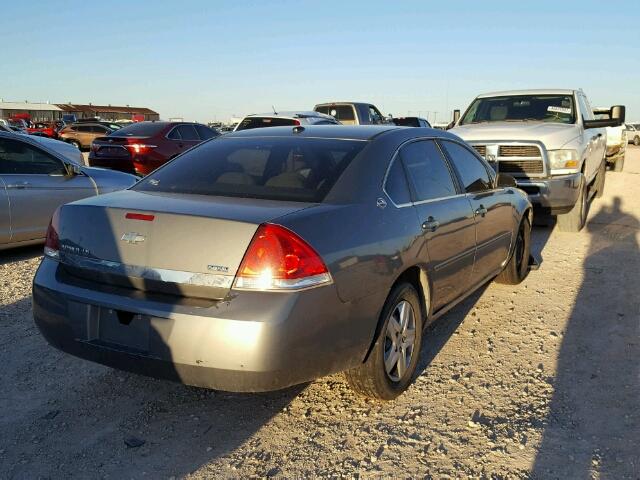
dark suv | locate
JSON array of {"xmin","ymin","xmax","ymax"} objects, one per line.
[{"xmin": 88, "ymin": 121, "xmax": 219, "ymax": 176}]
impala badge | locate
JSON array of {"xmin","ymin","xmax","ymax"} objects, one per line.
[{"xmin": 121, "ymin": 232, "xmax": 146, "ymax": 245}]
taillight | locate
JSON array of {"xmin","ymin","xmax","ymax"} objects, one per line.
[
  {"xmin": 125, "ymin": 143, "xmax": 157, "ymax": 154},
  {"xmin": 234, "ymin": 224, "xmax": 331, "ymax": 290},
  {"xmin": 293, "ymin": 119, "xmax": 301, "ymax": 126},
  {"xmin": 44, "ymin": 207, "xmax": 61, "ymax": 260}
]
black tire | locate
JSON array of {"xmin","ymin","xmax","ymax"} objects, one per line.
[
  {"xmin": 68, "ymin": 140, "xmax": 81, "ymax": 149},
  {"xmin": 634, "ymin": 136, "xmax": 640, "ymax": 146},
  {"xmin": 496, "ymin": 216, "xmax": 531, "ymax": 285},
  {"xmin": 557, "ymin": 174, "xmax": 587, "ymax": 232},
  {"xmin": 345, "ymin": 283, "xmax": 423, "ymax": 401},
  {"xmin": 612, "ymin": 154, "xmax": 625, "ymax": 172},
  {"xmin": 595, "ymin": 160, "xmax": 606, "ymax": 198}
]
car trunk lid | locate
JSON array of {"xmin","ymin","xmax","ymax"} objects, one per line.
[{"xmin": 57, "ymin": 190, "xmax": 315, "ymax": 299}]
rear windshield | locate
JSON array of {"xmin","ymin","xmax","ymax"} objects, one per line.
[
  {"xmin": 134, "ymin": 136, "xmax": 366, "ymax": 202},
  {"xmin": 236, "ymin": 117, "xmax": 299, "ymax": 131},
  {"xmin": 393, "ymin": 117, "xmax": 420, "ymax": 127},
  {"xmin": 460, "ymin": 94, "xmax": 576, "ymax": 125},
  {"xmin": 108, "ymin": 122, "xmax": 166, "ymax": 137},
  {"xmin": 315, "ymin": 105, "xmax": 356, "ymax": 122}
]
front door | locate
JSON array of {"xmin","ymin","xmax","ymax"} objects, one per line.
[
  {"xmin": 0, "ymin": 177, "xmax": 10, "ymax": 244},
  {"xmin": 439, "ymin": 139, "xmax": 514, "ymax": 284},
  {"xmin": 0, "ymin": 137, "xmax": 96, "ymax": 242},
  {"xmin": 397, "ymin": 139, "xmax": 477, "ymax": 310}
]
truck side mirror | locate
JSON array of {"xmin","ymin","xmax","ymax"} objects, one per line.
[
  {"xmin": 584, "ymin": 105, "xmax": 626, "ymax": 129},
  {"xmin": 452, "ymin": 109, "xmax": 461, "ymax": 125}
]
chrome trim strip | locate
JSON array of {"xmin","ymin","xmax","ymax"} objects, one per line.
[
  {"xmin": 433, "ymin": 246, "xmax": 476, "ymax": 272},
  {"xmin": 475, "ymin": 231, "xmax": 512, "ymax": 251},
  {"xmin": 60, "ymin": 251, "xmax": 234, "ymax": 289}
]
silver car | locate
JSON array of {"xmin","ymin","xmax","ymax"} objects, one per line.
[
  {"xmin": 0, "ymin": 132, "xmax": 137, "ymax": 250},
  {"xmin": 234, "ymin": 111, "xmax": 339, "ymax": 131},
  {"xmin": 33, "ymin": 125, "xmax": 533, "ymax": 400}
]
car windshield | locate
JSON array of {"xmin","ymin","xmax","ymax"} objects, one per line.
[
  {"xmin": 460, "ymin": 94, "xmax": 576, "ymax": 125},
  {"xmin": 108, "ymin": 122, "xmax": 166, "ymax": 137},
  {"xmin": 134, "ymin": 136, "xmax": 366, "ymax": 202}
]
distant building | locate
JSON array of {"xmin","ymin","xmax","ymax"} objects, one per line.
[{"xmin": 0, "ymin": 101, "xmax": 159, "ymax": 122}]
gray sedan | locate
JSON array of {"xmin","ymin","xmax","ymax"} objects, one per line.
[
  {"xmin": 33, "ymin": 125, "xmax": 533, "ymax": 400},
  {"xmin": 0, "ymin": 132, "xmax": 138, "ymax": 250}
]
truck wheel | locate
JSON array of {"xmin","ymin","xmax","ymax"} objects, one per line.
[
  {"xmin": 634, "ymin": 136, "xmax": 640, "ymax": 146},
  {"xmin": 345, "ymin": 283, "xmax": 423, "ymax": 401},
  {"xmin": 496, "ymin": 216, "xmax": 531, "ymax": 285},
  {"xmin": 557, "ymin": 175, "xmax": 587, "ymax": 232},
  {"xmin": 612, "ymin": 155, "xmax": 625, "ymax": 172},
  {"xmin": 595, "ymin": 160, "xmax": 606, "ymax": 198}
]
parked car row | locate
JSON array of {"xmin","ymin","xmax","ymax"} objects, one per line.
[{"xmin": 0, "ymin": 87, "xmax": 626, "ymax": 401}]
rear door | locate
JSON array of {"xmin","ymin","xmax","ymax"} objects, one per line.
[
  {"xmin": 396, "ymin": 139, "xmax": 476, "ymax": 309},
  {"xmin": 439, "ymin": 139, "xmax": 514, "ymax": 284},
  {"xmin": 0, "ymin": 137, "xmax": 96, "ymax": 241},
  {"xmin": 176, "ymin": 124, "xmax": 202, "ymax": 151}
]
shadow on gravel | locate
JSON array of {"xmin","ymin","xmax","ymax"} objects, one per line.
[
  {"xmin": 0, "ymin": 244, "xmax": 42, "ymax": 265},
  {"xmin": 532, "ymin": 197, "xmax": 640, "ymax": 478}
]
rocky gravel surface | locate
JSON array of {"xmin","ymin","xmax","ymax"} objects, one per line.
[{"xmin": 1, "ymin": 148, "xmax": 639, "ymax": 479}]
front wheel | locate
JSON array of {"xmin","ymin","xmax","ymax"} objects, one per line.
[
  {"xmin": 595, "ymin": 160, "xmax": 606, "ymax": 198},
  {"xmin": 68, "ymin": 140, "xmax": 81, "ymax": 149},
  {"xmin": 634, "ymin": 136, "xmax": 640, "ymax": 146},
  {"xmin": 496, "ymin": 216, "xmax": 531, "ymax": 285},
  {"xmin": 345, "ymin": 283, "xmax": 423, "ymax": 400},
  {"xmin": 557, "ymin": 175, "xmax": 587, "ymax": 232},
  {"xmin": 612, "ymin": 154, "xmax": 625, "ymax": 172}
]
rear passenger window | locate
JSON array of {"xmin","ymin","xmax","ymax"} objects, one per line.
[
  {"xmin": 399, "ymin": 140, "xmax": 457, "ymax": 202},
  {"xmin": 167, "ymin": 127, "xmax": 181, "ymax": 140},
  {"xmin": 440, "ymin": 141, "xmax": 492, "ymax": 193},
  {"xmin": 195, "ymin": 124, "xmax": 218, "ymax": 140},
  {"xmin": 177, "ymin": 125, "xmax": 199, "ymax": 140},
  {"xmin": 384, "ymin": 158, "xmax": 411, "ymax": 205}
]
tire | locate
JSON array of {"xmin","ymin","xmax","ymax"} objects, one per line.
[
  {"xmin": 557, "ymin": 174, "xmax": 587, "ymax": 232},
  {"xmin": 496, "ymin": 216, "xmax": 531, "ymax": 285},
  {"xmin": 634, "ymin": 136, "xmax": 640, "ymax": 146},
  {"xmin": 68, "ymin": 140, "xmax": 81, "ymax": 149},
  {"xmin": 345, "ymin": 283, "xmax": 423, "ymax": 400},
  {"xmin": 612, "ymin": 154, "xmax": 625, "ymax": 172},
  {"xmin": 595, "ymin": 160, "xmax": 606, "ymax": 198}
]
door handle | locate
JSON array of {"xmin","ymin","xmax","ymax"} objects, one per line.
[
  {"xmin": 7, "ymin": 181, "xmax": 31, "ymax": 189},
  {"xmin": 474, "ymin": 205, "xmax": 488, "ymax": 217},
  {"xmin": 421, "ymin": 216, "xmax": 440, "ymax": 232}
]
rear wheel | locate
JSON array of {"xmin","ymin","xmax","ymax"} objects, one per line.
[
  {"xmin": 634, "ymin": 136, "xmax": 640, "ymax": 146},
  {"xmin": 595, "ymin": 160, "xmax": 606, "ymax": 198},
  {"xmin": 557, "ymin": 175, "xmax": 587, "ymax": 232},
  {"xmin": 345, "ymin": 283, "xmax": 423, "ymax": 400},
  {"xmin": 496, "ymin": 216, "xmax": 531, "ymax": 285}
]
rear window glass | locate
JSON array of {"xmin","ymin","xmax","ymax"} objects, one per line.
[
  {"xmin": 134, "ymin": 137, "xmax": 366, "ymax": 202},
  {"xmin": 393, "ymin": 118, "xmax": 420, "ymax": 127},
  {"xmin": 236, "ymin": 117, "xmax": 299, "ymax": 131},
  {"xmin": 109, "ymin": 122, "xmax": 166, "ymax": 137},
  {"xmin": 315, "ymin": 105, "xmax": 355, "ymax": 122}
]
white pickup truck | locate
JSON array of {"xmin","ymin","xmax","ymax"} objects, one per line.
[{"xmin": 450, "ymin": 89, "xmax": 625, "ymax": 232}]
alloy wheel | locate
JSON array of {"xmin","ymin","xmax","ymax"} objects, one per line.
[{"xmin": 383, "ymin": 300, "xmax": 416, "ymax": 382}]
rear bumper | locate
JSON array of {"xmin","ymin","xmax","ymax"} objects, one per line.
[
  {"xmin": 32, "ymin": 258, "xmax": 378, "ymax": 392},
  {"xmin": 515, "ymin": 173, "xmax": 582, "ymax": 214}
]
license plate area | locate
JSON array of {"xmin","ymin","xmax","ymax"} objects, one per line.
[{"xmin": 96, "ymin": 307, "xmax": 150, "ymax": 352}]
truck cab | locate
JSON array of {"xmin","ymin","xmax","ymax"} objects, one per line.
[
  {"xmin": 450, "ymin": 89, "xmax": 624, "ymax": 231},
  {"xmin": 313, "ymin": 102, "xmax": 390, "ymax": 126}
]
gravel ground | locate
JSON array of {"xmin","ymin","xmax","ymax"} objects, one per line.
[{"xmin": 1, "ymin": 148, "xmax": 639, "ymax": 479}]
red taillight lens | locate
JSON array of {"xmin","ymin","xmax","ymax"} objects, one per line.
[
  {"xmin": 44, "ymin": 207, "xmax": 61, "ymax": 260},
  {"xmin": 293, "ymin": 119, "xmax": 301, "ymax": 126},
  {"xmin": 234, "ymin": 224, "xmax": 331, "ymax": 290},
  {"xmin": 125, "ymin": 143, "xmax": 157, "ymax": 154}
]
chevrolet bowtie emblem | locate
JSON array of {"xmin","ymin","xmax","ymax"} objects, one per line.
[{"xmin": 121, "ymin": 232, "xmax": 146, "ymax": 244}]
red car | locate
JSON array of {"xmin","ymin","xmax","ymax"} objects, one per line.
[
  {"xmin": 88, "ymin": 121, "xmax": 219, "ymax": 176},
  {"xmin": 27, "ymin": 121, "xmax": 59, "ymax": 138}
]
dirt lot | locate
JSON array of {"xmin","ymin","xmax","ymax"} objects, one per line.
[{"xmin": 1, "ymin": 149, "xmax": 639, "ymax": 479}]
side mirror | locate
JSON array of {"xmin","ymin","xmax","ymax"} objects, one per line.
[
  {"xmin": 584, "ymin": 105, "xmax": 626, "ymax": 129},
  {"xmin": 496, "ymin": 173, "xmax": 517, "ymax": 188},
  {"xmin": 452, "ymin": 109, "xmax": 461, "ymax": 125}
]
